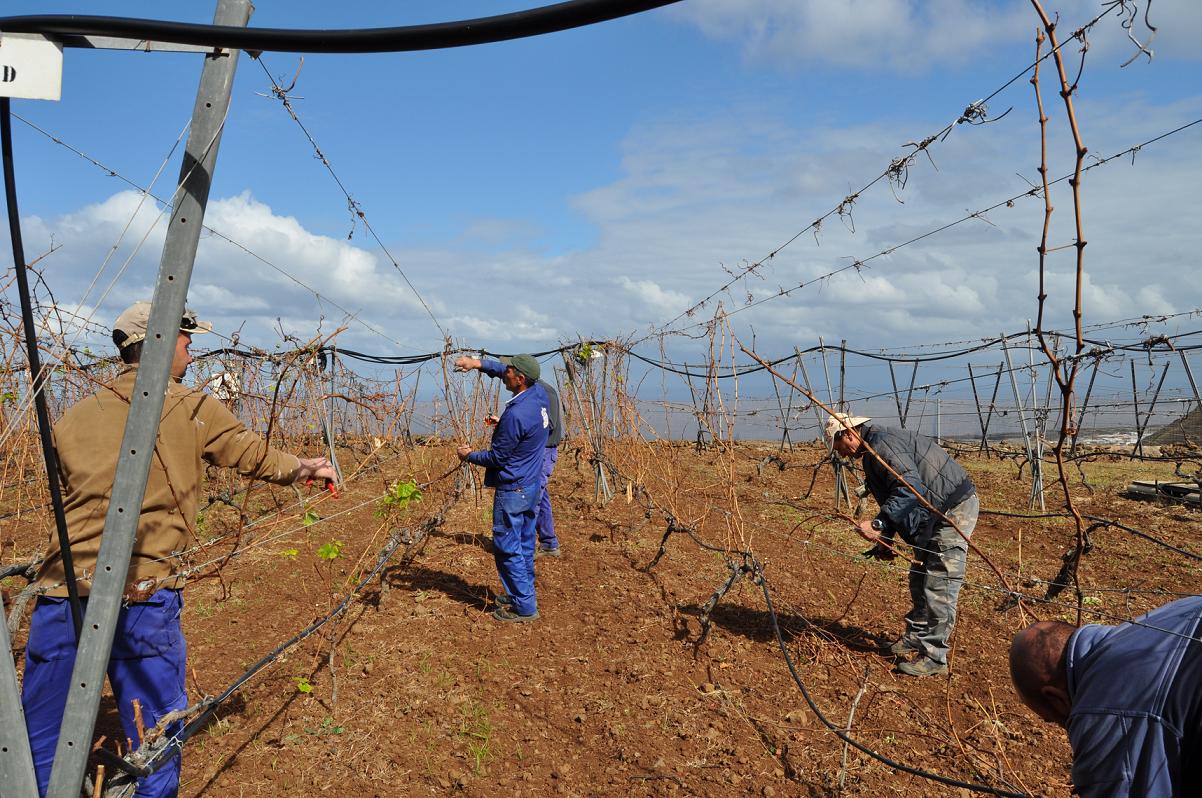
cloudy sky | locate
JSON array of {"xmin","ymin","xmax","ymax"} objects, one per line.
[{"xmin": 1, "ymin": 0, "xmax": 1199, "ymax": 391}]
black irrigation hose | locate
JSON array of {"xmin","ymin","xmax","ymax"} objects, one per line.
[
  {"xmin": 65, "ymin": 327, "xmax": 1200, "ymax": 380},
  {"xmin": 1, "ymin": 97, "xmax": 84, "ymax": 639},
  {"xmin": 69, "ymin": 341, "xmax": 610, "ymax": 370},
  {"xmin": 621, "ymin": 329, "xmax": 1202, "ymax": 381},
  {"xmin": 0, "ymin": 560, "xmax": 39, "ymax": 581},
  {"xmin": 756, "ymin": 571, "xmax": 1032, "ymax": 797},
  {"xmin": 0, "ymin": 1, "xmax": 682, "ymax": 54}
]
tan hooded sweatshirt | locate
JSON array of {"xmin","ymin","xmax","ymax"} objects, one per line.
[{"xmin": 36, "ymin": 366, "xmax": 300, "ymax": 597}]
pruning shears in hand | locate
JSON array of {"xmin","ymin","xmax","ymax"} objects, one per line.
[
  {"xmin": 306, "ymin": 477, "xmax": 340, "ymax": 499},
  {"xmin": 834, "ymin": 510, "xmax": 910, "ymax": 563},
  {"xmin": 860, "ymin": 542, "xmax": 897, "ymax": 561}
]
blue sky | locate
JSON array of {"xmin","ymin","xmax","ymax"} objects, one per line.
[{"xmin": 1, "ymin": 1, "xmax": 1200, "ymax": 394}]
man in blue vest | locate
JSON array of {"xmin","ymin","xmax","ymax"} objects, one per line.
[
  {"xmin": 455, "ymin": 354, "xmax": 550, "ymax": 622},
  {"xmin": 1010, "ymin": 596, "xmax": 1202, "ymax": 797}
]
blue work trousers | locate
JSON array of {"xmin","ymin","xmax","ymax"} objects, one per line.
[
  {"xmin": 22, "ymin": 589, "xmax": 188, "ymax": 798},
  {"xmin": 492, "ymin": 484, "xmax": 539, "ymax": 615},
  {"xmin": 535, "ymin": 447, "xmax": 558, "ymax": 549}
]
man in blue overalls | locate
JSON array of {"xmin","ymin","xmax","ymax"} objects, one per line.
[
  {"xmin": 456, "ymin": 353, "xmax": 549, "ymax": 621},
  {"xmin": 454, "ymin": 353, "xmax": 563, "ymax": 557}
]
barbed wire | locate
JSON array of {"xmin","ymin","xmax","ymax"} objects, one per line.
[
  {"xmin": 864, "ymin": 309, "xmax": 1202, "ymax": 355},
  {"xmin": 660, "ymin": 115, "xmax": 1202, "ymax": 339},
  {"xmin": 253, "ymin": 55, "xmax": 448, "ymax": 342},
  {"xmin": 645, "ymin": 2, "xmax": 1132, "ymax": 342},
  {"xmin": 7, "ymin": 112, "xmax": 409, "ymax": 350}
]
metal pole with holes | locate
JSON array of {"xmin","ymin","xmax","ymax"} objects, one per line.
[
  {"xmin": 46, "ymin": 2, "xmax": 252, "ymax": 794},
  {"xmin": 0, "ymin": 589, "xmax": 38, "ymax": 796}
]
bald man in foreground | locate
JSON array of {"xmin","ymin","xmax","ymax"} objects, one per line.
[{"xmin": 1009, "ymin": 595, "xmax": 1202, "ymax": 797}]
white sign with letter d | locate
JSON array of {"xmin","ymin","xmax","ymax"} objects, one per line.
[{"xmin": 0, "ymin": 34, "xmax": 64, "ymax": 101}]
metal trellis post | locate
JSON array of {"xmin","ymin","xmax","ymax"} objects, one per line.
[
  {"xmin": 967, "ymin": 363, "xmax": 990, "ymax": 457},
  {"xmin": 818, "ymin": 337, "xmax": 836, "ymax": 407},
  {"xmin": 1130, "ymin": 359, "xmax": 1144, "ymax": 458},
  {"xmin": 1133, "ymin": 360, "xmax": 1170, "ymax": 458},
  {"xmin": 799, "ymin": 357, "xmax": 849, "ymax": 508},
  {"xmin": 901, "ymin": 360, "xmax": 918, "ymax": 429},
  {"xmin": 983, "ymin": 361, "xmax": 1003, "ymax": 456},
  {"xmin": 1070, "ymin": 354, "xmax": 1101, "ymax": 457},
  {"xmin": 0, "ymin": 589, "xmax": 38, "ymax": 797},
  {"xmin": 769, "ymin": 355, "xmax": 792, "ymax": 452},
  {"xmin": 888, "ymin": 361, "xmax": 904, "ymax": 426},
  {"xmin": 1181, "ymin": 351, "xmax": 1202, "ymax": 412},
  {"xmin": 1026, "ymin": 323, "xmax": 1045, "ymax": 511},
  {"xmin": 838, "ymin": 338, "xmax": 847, "ymax": 411},
  {"xmin": 1002, "ymin": 333, "xmax": 1040, "ymax": 510},
  {"xmin": 46, "ymin": 2, "xmax": 252, "ymax": 794},
  {"xmin": 322, "ymin": 346, "xmax": 343, "ymax": 483}
]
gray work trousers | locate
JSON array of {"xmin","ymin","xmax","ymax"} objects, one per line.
[{"xmin": 903, "ymin": 494, "xmax": 978, "ymax": 664}]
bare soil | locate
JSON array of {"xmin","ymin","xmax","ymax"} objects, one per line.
[{"xmin": 5, "ymin": 439, "xmax": 1199, "ymax": 797}]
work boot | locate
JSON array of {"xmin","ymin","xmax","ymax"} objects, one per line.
[
  {"xmin": 897, "ymin": 656, "xmax": 948, "ymax": 677},
  {"xmin": 887, "ymin": 637, "xmax": 920, "ymax": 656},
  {"xmin": 492, "ymin": 606, "xmax": 539, "ymax": 623},
  {"xmin": 494, "ymin": 594, "xmax": 514, "ymax": 608},
  {"xmin": 534, "ymin": 544, "xmax": 561, "ymax": 559}
]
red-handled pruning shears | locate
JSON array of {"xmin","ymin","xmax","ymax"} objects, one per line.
[{"xmin": 306, "ymin": 478, "xmax": 340, "ymax": 499}]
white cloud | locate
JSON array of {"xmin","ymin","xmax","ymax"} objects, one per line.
[
  {"xmin": 670, "ymin": 0, "xmax": 1031, "ymax": 73},
  {"xmin": 4, "ymin": 91, "xmax": 1199, "ymax": 371},
  {"xmin": 446, "ymin": 309, "xmax": 558, "ymax": 343},
  {"xmin": 670, "ymin": 0, "xmax": 1199, "ymax": 73},
  {"xmin": 618, "ymin": 276, "xmax": 691, "ymax": 316}
]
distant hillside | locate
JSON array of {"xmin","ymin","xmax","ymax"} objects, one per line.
[{"xmin": 1147, "ymin": 405, "xmax": 1202, "ymax": 446}]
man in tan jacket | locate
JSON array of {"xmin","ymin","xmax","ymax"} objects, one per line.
[{"xmin": 21, "ymin": 301, "xmax": 336, "ymax": 798}]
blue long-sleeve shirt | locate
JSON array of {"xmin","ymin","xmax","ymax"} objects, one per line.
[
  {"xmin": 479, "ymin": 358, "xmax": 561, "ymax": 448},
  {"xmin": 1065, "ymin": 595, "xmax": 1202, "ymax": 797},
  {"xmin": 466, "ymin": 381, "xmax": 549, "ymax": 490}
]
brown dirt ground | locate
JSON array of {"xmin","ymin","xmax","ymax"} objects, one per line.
[{"xmin": 4, "ymin": 439, "xmax": 1200, "ymax": 797}]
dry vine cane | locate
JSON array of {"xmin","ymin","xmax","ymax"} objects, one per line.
[{"xmin": 1029, "ymin": 2, "xmax": 1092, "ymax": 623}]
